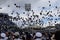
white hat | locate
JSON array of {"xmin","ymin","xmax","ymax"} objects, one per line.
[
  {"xmin": 35, "ymin": 32, "xmax": 42, "ymax": 37},
  {"xmin": 1, "ymin": 33, "xmax": 6, "ymax": 37}
]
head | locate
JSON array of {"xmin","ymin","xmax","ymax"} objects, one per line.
[{"xmin": 1, "ymin": 33, "xmax": 6, "ymax": 38}]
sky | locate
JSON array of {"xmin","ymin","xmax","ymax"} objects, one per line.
[{"xmin": 0, "ymin": 0, "xmax": 60, "ymax": 28}]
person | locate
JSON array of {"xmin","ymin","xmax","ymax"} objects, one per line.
[
  {"xmin": 35, "ymin": 32, "xmax": 42, "ymax": 40},
  {"xmin": 22, "ymin": 32, "xmax": 26, "ymax": 40},
  {"xmin": 45, "ymin": 32, "xmax": 50, "ymax": 40},
  {"xmin": 42, "ymin": 33, "xmax": 46, "ymax": 40},
  {"xmin": 14, "ymin": 32, "xmax": 22, "ymax": 40},
  {"xmin": 33, "ymin": 33, "xmax": 36, "ymax": 40},
  {"xmin": 0, "ymin": 33, "xmax": 8, "ymax": 40},
  {"xmin": 25, "ymin": 32, "xmax": 32, "ymax": 40},
  {"xmin": 55, "ymin": 30, "xmax": 60, "ymax": 40},
  {"xmin": 51, "ymin": 33, "xmax": 55, "ymax": 40}
]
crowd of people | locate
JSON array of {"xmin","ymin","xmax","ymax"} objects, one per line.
[
  {"xmin": 0, "ymin": 30, "xmax": 60, "ymax": 40},
  {"xmin": 0, "ymin": 0, "xmax": 60, "ymax": 40}
]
